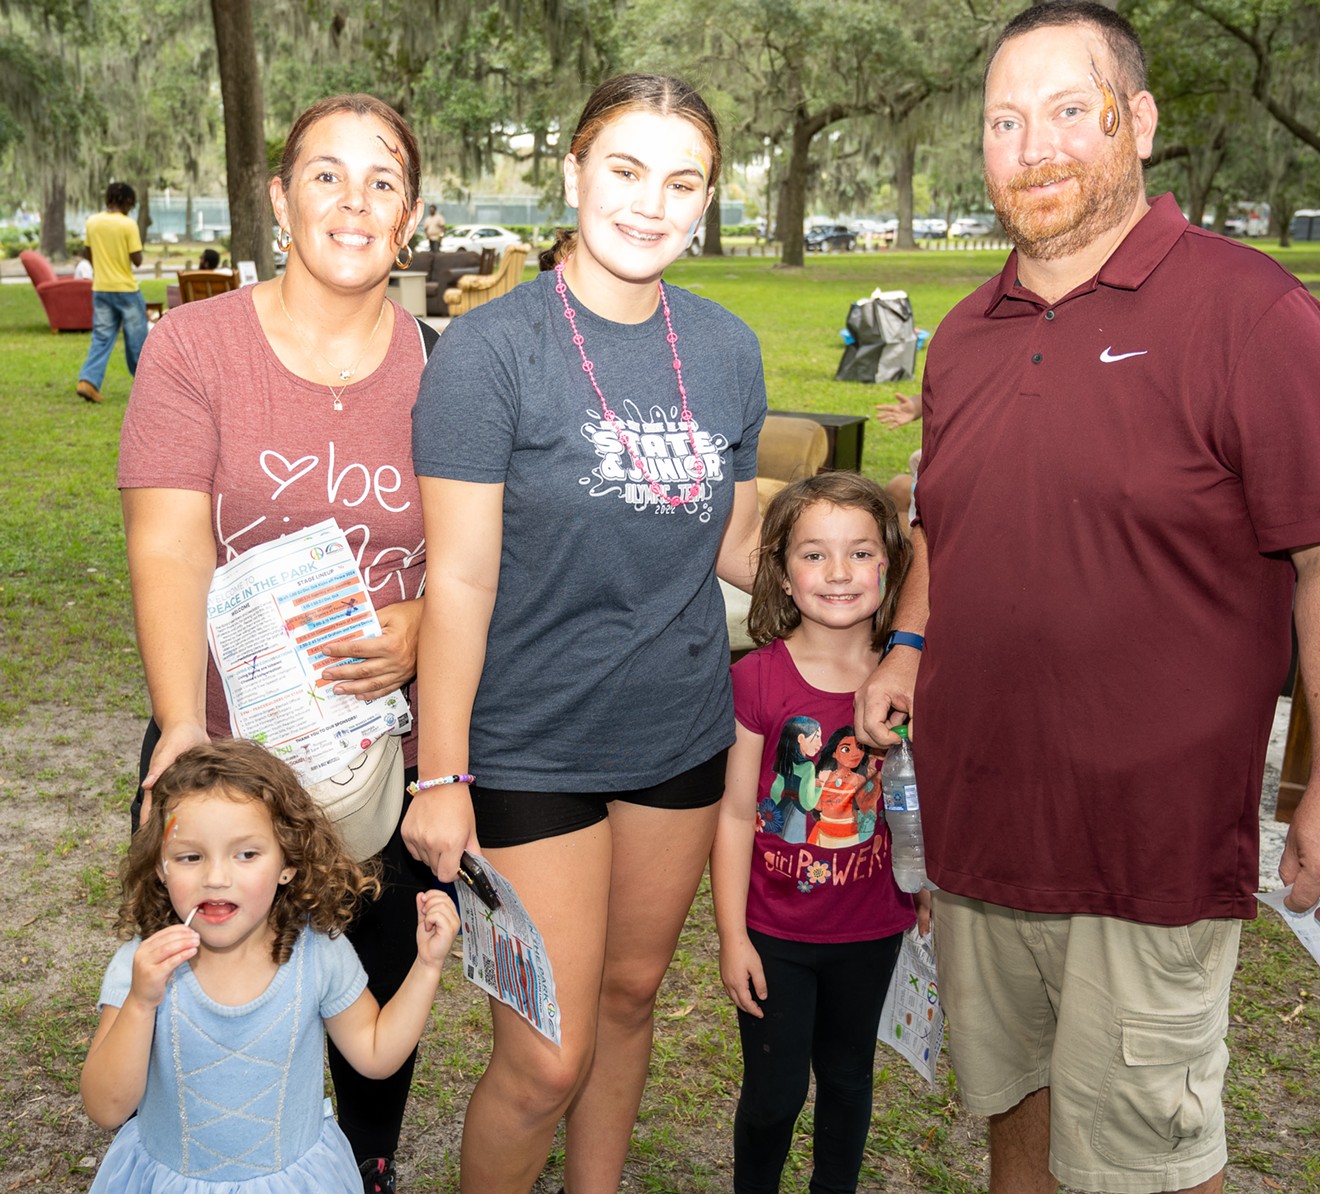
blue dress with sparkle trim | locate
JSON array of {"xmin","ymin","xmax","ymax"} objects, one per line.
[{"xmin": 89, "ymin": 925, "xmax": 367, "ymax": 1193}]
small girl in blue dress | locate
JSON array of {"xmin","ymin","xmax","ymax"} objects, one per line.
[{"xmin": 81, "ymin": 739, "xmax": 459, "ymax": 1193}]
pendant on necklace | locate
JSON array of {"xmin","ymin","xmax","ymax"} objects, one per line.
[
  {"xmin": 338, "ymin": 369, "xmax": 352, "ymax": 382},
  {"xmin": 333, "ymin": 396, "xmax": 343, "ymax": 412}
]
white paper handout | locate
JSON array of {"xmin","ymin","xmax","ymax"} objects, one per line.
[
  {"xmin": 878, "ymin": 927, "xmax": 945, "ymax": 1085},
  {"xmin": 206, "ymin": 518, "xmax": 410, "ymax": 783},
  {"xmin": 1256, "ymin": 886, "xmax": 1320, "ymax": 968},
  {"xmin": 455, "ymin": 858, "xmax": 561, "ymax": 1046}
]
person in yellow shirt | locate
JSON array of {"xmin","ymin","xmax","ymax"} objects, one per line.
[{"xmin": 77, "ymin": 182, "xmax": 146, "ymax": 404}]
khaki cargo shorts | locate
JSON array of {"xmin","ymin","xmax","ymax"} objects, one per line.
[{"xmin": 934, "ymin": 891, "xmax": 1240, "ymax": 1194}]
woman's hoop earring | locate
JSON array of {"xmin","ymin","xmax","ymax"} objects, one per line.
[
  {"xmin": 275, "ymin": 226, "xmax": 292, "ymax": 252},
  {"xmin": 395, "ymin": 243, "xmax": 413, "ymax": 270}
]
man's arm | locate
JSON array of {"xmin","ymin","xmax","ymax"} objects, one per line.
[
  {"xmin": 1281, "ymin": 542, "xmax": 1320, "ymax": 915},
  {"xmin": 855, "ymin": 526, "xmax": 929, "ymax": 748}
]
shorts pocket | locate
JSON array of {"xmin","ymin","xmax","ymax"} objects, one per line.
[{"xmin": 1091, "ymin": 1008, "xmax": 1228, "ymax": 1166}]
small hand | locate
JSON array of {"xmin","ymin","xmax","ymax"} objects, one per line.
[
  {"xmin": 914, "ymin": 888, "xmax": 933, "ymax": 937},
  {"xmin": 140, "ymin": 721, "xmax": 211, "ymax": 824},
  {"xmin": 319, "ymin": 599, "xmax": 422, "ymax": 700},
  {"xmin": 720, "ymin": 935, "xmax": 767, "ymax": 1018},
  {"xmin": 415, "ymin": 889, "xmax": 461, "ymax": 965},
  {"xmin": 874, "ymin": 392, "xmax": 920, "ymax": 429},
  {"xmin": 130, "ymin": 924, "xmax": 200, "ymax": 1007}
]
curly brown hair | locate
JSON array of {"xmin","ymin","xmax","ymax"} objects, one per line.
[
  {"xmin": 116, "ymin": 740, "xmax": 380, "ymax": 964},
  {"xmin": 747, "ymin": 473, "xmax": 913, "ymax": 654}
]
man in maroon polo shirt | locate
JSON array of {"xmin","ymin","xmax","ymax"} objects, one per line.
[{"xmin": 855, "ymin": 4, "xmax": 1320, "ymax": 1193}]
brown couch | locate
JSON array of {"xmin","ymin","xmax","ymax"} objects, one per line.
[{"xmin": 410, "ymin": 249, "xmax": 482, "ymax": 316}]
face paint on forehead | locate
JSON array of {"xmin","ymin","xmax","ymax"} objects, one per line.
[
  {"xmin": 1088, "ymin": 51, "xmax": 1121, "ymax": 138},
  {"xmin": 377, "ymin": 133, "xmax": 410, "ymax": 244},
  {"xmin": 685, "ymin": 144, "xmax": 710, "ymax": 186}
]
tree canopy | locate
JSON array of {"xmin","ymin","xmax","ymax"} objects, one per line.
[{"xmin": 2, "ymin": 0, "xmax": 1317, "ymax": 262}]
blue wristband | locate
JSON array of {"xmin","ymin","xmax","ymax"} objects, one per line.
[{"xmin": 885, "ymin": 630, "xmax": 926, "ymax": 656}]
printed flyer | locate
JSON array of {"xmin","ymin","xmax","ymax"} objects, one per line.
[{"xmin": 206, "ymin": 518, "xmax": 410, "ymax": 783}]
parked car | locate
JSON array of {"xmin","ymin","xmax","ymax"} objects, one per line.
[
  {"xmin": 804, "ymin": 224, "xmax": 857, "ymax": 252},
  {"xmin": 439, "ymin": 224, "xmax": 523, "ymax": 254},
  {"xmin": 913, "ymin": 217, "xmax": 948, "ymax": 239},
  {"xmin": 951, "ymin": 216, "xmax": 995, "ymax": 239}
]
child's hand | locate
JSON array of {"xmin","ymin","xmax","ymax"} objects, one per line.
[
  {"xmin": 915, "ymin": 889, "xmax": 933, "ymax": 937},
  {"xmin": 720, "ymin": 935, "xmax": 767, "ymax": 1018},
  {"xmin": 130, "ymin": 925, "xmax": 199, "ymax": 1008},
  {"xmin": 415, "ymin": 889, "xmax": 460, "ymax": 967}
]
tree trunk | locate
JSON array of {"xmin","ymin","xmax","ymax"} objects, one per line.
[
  {"xmin": 778, "ymin": 118, "xmax": 815, "ymax": 268},
  {"xmin": 702, "ymin": 183, "xmax": 722, "ymax": 256},
  {"xmin": 211, "ymin": 0, "xmax": 273, "ymax": 279},
  {"xmin": 893, "ymin": 135, "xmax": 917, "ymax": 250},
  {"xmin": 137, "ymin": 185, "xmax": 152, "ymax": 244},
  {"xmin": 40, "ymin": 175, "xmax": 67, "ymax": 260}
]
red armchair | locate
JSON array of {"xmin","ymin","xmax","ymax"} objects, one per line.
[{"xmin": 19, "ymin": 250, "xmax": 94, "ymax": 332}]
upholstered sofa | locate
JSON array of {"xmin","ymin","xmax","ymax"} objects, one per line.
[
  {"xmin": 409, "ymin": 249, "xmax": 482, "ymax": 316},
  {"xmin": 20, "ymin": 250, "xmax": 94, "ymax": 332},
  {"xmin": 444, "ymin": 244, "xmax": 531, "ymax": 318},
  {"xmin": 722, "ymin": 414, "xmax": 832, "ymax": 652}
]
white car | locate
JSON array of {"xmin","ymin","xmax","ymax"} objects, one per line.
[
  {"xmin": 439, "ymin": 224, "xmax": 523, "ymax": 255},
  {"xmin": 951, "ymin": 216, "xmax": 996, "ymax": 238}
]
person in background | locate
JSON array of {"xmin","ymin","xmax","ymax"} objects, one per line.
[
  {"xmin": 855, "ymin": 4, "xmax": 1320, "ymax": 1192},
  {"xmin": 118, "ymin": 93, "xmax": 433, "ymax": 1194},
  {"xmin": 77, "ymin": 181, "xmax": 146, "ymax": 404},
  {"xmin": 423, "ymin": 204, "xmax": 446, "ymax": 251},
  {"xmin": 198, "ymin": 247, "xmax": 222, "ymax": 270},
  {"xmin": 74, "ymin": 245, "xmax": 94, "ymax": 280},
  {"xmin": 410, "ymin": 72, "xmax": 765, "ymax": 1194}
]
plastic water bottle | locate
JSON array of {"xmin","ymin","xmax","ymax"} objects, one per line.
[{"xmin": 881, "ymin": 725, "xmax": 930, "ymax": 893}]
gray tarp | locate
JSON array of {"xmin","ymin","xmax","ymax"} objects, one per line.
[{"xmin": 834, "ymin": 289, "xmax": 916, "ymax": 383}]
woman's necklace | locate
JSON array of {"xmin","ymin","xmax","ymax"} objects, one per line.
[
  {"xmin": 277, "ymin": 279, "xmax": 387, "ymax": 411},
  {"xmin": 554, "ymin": 259, "xmax": 706, "ymax": 508}
]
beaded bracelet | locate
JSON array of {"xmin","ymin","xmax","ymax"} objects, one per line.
[{"xmin": 406, "ymin": 773, "xmax": 475, "ymax": 796}]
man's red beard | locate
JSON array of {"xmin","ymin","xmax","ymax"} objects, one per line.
[{"xmin": 986, "ymin": 121, "xmax": 1144, "ymax": 261}]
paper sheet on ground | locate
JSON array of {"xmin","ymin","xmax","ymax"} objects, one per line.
[
  {"xmin": 206, "ymin": 518, "xmax": 410, "ymax": 782},
  {"xmin": 1256, "ymin": 887, "xmax": 1320, "ymax": 967},
  {"xmin": 456, "ymin": 858, "xmax": 561, "ymax": 1046},
  {"xmin": 878, "ymin": 926, "xmax": 944, "ymax": 1085}
]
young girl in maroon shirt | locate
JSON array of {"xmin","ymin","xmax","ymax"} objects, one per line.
[{"xmin": 712, "ymin": 472, "xmax": 930, "ymax": 1192}]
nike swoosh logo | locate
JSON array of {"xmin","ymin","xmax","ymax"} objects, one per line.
[{"xmin": 1099, "ymin": 346, "xmax": 1148, "ymax": 363}]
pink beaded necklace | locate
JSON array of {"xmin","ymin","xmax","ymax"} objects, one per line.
[{"xmin": 554, "ymin": 259, "xmax": 707, "ymax": 508}]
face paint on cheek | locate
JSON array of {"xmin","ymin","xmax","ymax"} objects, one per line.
[
  {"xmin": 376, "ymin": 134, "xmax": 410, "ymax": 244},
  {"xmin": 686, "ymin": 217, "xmax": 702, "ymax": 244}
]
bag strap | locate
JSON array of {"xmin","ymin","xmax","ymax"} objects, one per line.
[{"xmin": 414, "ymin": 315, "xmax": 440, "ymax": 357}]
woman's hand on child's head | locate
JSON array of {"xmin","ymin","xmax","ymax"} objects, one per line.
[
  {"xmin": 131, "ymin": 925, "xmax": 200, "ymax": 1007},
  {"xmin": 719, "ymin": 935, "xmax": 767, "ymax": 1018},
  {"xmin": 415, "ymin": 889, "xmax": 461, "ymax": 967}
]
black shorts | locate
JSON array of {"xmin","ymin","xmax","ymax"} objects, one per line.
[{"xmin": 473, "ymin": 750, "xmax": 728, "ymax": 849}]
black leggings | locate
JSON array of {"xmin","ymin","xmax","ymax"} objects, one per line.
[
  {"xmin": 133, "ymin": 722, "xmax": 437, "ymax": 1163},
  {"xmin": 733, "ymin": 928, "xmax": 904, "ymax": 1194}
]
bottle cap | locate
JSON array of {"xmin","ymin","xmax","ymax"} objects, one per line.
[{"xmin": 895, "ymin": 724, "xmax": 909, "ymax": 741}]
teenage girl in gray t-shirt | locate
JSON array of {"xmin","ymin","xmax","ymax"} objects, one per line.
[{"xmin": 409, "ymin": 73, "xmax": 767, "ymax": 1192}]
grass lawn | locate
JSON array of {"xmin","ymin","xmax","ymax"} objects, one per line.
[{"xmin": 0, "ymin": 248, "xmax": 1318, "ymax": 1191}]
